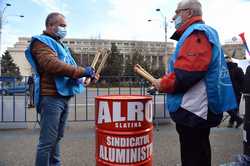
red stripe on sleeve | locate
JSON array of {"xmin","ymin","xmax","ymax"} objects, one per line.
[{"xmin": 160, "ymin": 73, "xmax": 176, "ymax": 93}]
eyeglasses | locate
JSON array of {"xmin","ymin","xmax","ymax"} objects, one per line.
[{"xmin": 175, "ymin": 8, "xmax": 190, "ymax": 15}]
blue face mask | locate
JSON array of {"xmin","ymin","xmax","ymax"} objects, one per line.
[
  {"xmin": 174, "ymin": 16, "xmax": 183, "ymax": 29},
  {"xmin": 55, "ymin": 26, "xmax": 67, "ymax": 39}
]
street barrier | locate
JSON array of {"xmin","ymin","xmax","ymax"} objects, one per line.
[
  {"xmin": 0, "ymin": 76, "xmax": 28, "ymax": 128},
  {"xmin": 0, "ymin": 76, "xmax": 170, "ymax": 125}
]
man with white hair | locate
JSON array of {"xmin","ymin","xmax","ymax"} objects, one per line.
[{"xmin": 152, "ymin": 0, "xmax": 236, "ymax": 165}]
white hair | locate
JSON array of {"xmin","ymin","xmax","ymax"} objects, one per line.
[{"xmin": 177, "ymin": 0, "xmax": 202, "ymax": 16}]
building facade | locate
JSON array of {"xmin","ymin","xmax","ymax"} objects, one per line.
[
  {"xmin": 222, "ymin": 41, "xmax": 246, "ymax": 59},
  {"xmin": 7, "ymin": 37, "xmax": 175, "ymax": 76}
]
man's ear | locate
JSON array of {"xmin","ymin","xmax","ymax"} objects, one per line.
[{"xmin": 188, "ymin": 10, "xmax": 193, "ymax": 18}]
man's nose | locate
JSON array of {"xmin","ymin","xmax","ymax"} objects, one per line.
[{"xmin": 172, "ymin": 15, "xmax": 176, "ymax": 21}]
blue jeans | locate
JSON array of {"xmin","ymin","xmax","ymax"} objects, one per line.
[{"xmin": 35, "ymin": 96, "xmax": 70, "ymax": 166}]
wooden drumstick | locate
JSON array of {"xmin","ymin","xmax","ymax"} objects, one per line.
[
  {"xmin": 133, "ymin": 65, "xmax": 156, "ymax": 83},
  {"xmin": 91, "ymin": 49, "xmax": 102, "ymax": 69},
  {"xmin": 134, "ymin": 64, "xmax": 155, "ymax": 80},
  {"xmin": 96, "ymin": 49, "xmax": 110, "ymax": 75},
  {"xmin": 84, "ymin": 49, "xmax": 102, "ymax": 85}
]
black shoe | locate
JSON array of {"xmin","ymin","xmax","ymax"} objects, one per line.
[
  {"xmin": 28, "ymin": 104, "xmax": 35, "ymax": 108},
  {"xmin": 235, "ymin": 118, "xmax": 243, "ymax": 128}
]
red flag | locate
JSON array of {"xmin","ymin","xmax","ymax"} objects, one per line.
[{"xmin": 239, "ymin": 32, "xmax": 250, "ymax": 56}]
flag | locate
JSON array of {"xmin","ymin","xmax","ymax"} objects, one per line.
[{"xmin": 239, "ymin": 32, "xmax": 250, "ymax": 56}]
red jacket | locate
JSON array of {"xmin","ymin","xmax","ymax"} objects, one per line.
[{"xmin": 160, "ymin": 16, "xmax": 212, "ymax": 93}]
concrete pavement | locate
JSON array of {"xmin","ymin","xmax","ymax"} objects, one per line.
[{"xmin": 0, "ymin": 120, "xmax": 243, "ymax": 166}]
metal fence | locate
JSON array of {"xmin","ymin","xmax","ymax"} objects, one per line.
[{"xmin": 0, "ymin": 76, "xmax": 169, "ymax": 123}]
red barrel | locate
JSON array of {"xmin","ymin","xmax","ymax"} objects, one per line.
[{"xmin": 95, "ymin": 95, "xmax": 153, "ymax": 166}]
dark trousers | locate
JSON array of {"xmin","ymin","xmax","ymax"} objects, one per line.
[
  {"xmin": 228, "ymin": 95, "xmax": 242, "ymax": 124},
  {"xmin": 176, "ymin": 124, "xmax": 211, "ymax": 166},
  {"xmin": 28, "ymin": 84, "xmax": 34, "ymax": 106}
]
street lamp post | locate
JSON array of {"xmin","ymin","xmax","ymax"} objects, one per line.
[
  {"xmin": 148, "ymin": 8, "xmax": 169, "ymax": 71},
  {"xmin": 155, "ymin": 8, "xmax": 167, "ymax": 44},
  {"xmin": 0, "ymin": 3, "xmax": 11, "ymax": 77},
  {"xmin": 0, "ymin": 3, "xmax": 11, "ymax": 57},
  {"xmin": 148, "ymin": 8, "xmax": 168, "ymax": 46},
  {"xmin": 0, "ymin": 3, "xmax": 24, "ymax": 76}
]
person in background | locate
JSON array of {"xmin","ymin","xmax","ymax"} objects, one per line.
[
  {"xmin": 27, "ymin": 74, "xmax": 34, "ymax": 108},
  {"xmin": 152, "ymin": 0, "xmax": 237, "ymax": 165},
  {"xmin": 25, "ymin": 12, "xmax": 96, "ymax": 166},
  {"xmin": 225, "ymin": 56, "xmax": 244, "ymax": 128}
]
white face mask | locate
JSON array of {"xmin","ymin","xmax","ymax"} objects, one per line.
[
  {"xmin": 55, "ymin": 26, "xmax": 67, "ymax": 39},
  {"xmin": 174, "ymin": 15, "xmax": 183, "ymax": 29}
]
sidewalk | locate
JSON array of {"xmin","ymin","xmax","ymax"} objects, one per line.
[{"xmin": 0, "ymin": 121, "xmax": 243, "ymax": 166}]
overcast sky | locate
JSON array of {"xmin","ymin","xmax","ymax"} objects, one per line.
[{"xmin": 1, "ymin": 0, "xmax": 250, "ymax": 55}]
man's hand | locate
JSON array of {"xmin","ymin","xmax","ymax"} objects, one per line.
[
  {"xmin": 94, "ymin": 74, "xmax": 100, "ymax": 82},
  {"xmin": 82, "ymin": 73, "xmax": 100, "ymax": 86},
  {"xmin": 152, "ymin": 78, "xmax": 162, "ymax": 91},
  {"xmin": 83, "ymin": 66, "xmax": 95, "ymax": 78},
  {"xmin": 147, "ymin": 86, "xmax": 157, "ymax": 95}
]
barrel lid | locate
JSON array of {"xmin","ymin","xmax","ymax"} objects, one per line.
[{"xmin": 95, "ymin": 95, "xmax": 152, "ymax": 100}]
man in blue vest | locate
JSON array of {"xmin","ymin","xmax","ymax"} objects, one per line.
[
  {"xmin": 25, "ymin": 12, "xmax": 96, "ymax": 166},
  {"xmin": 152, "ymin": 0, "xmax": 237, "ymax": 165}
]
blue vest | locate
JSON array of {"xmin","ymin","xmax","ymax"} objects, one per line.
[
  {"xmin": 25, "ymin": 35, "xmax": 84, "ymax": 107},
  {"xmin": 167, "ymin": 23, "xmax": 237, "ymax": 114}
]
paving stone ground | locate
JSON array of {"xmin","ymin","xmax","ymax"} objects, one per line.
[{"xmin": 0, "ymin": 118, "xmax": 243, "ymax": 166}]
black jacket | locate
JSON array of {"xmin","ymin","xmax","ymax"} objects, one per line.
[
  {"xmin": 244, "ymin": 65, "xmax": 250, "ymax": 93},
  {"xmin": 227, "ymin": 62, "xmax": 244, "ymax": 101}
]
